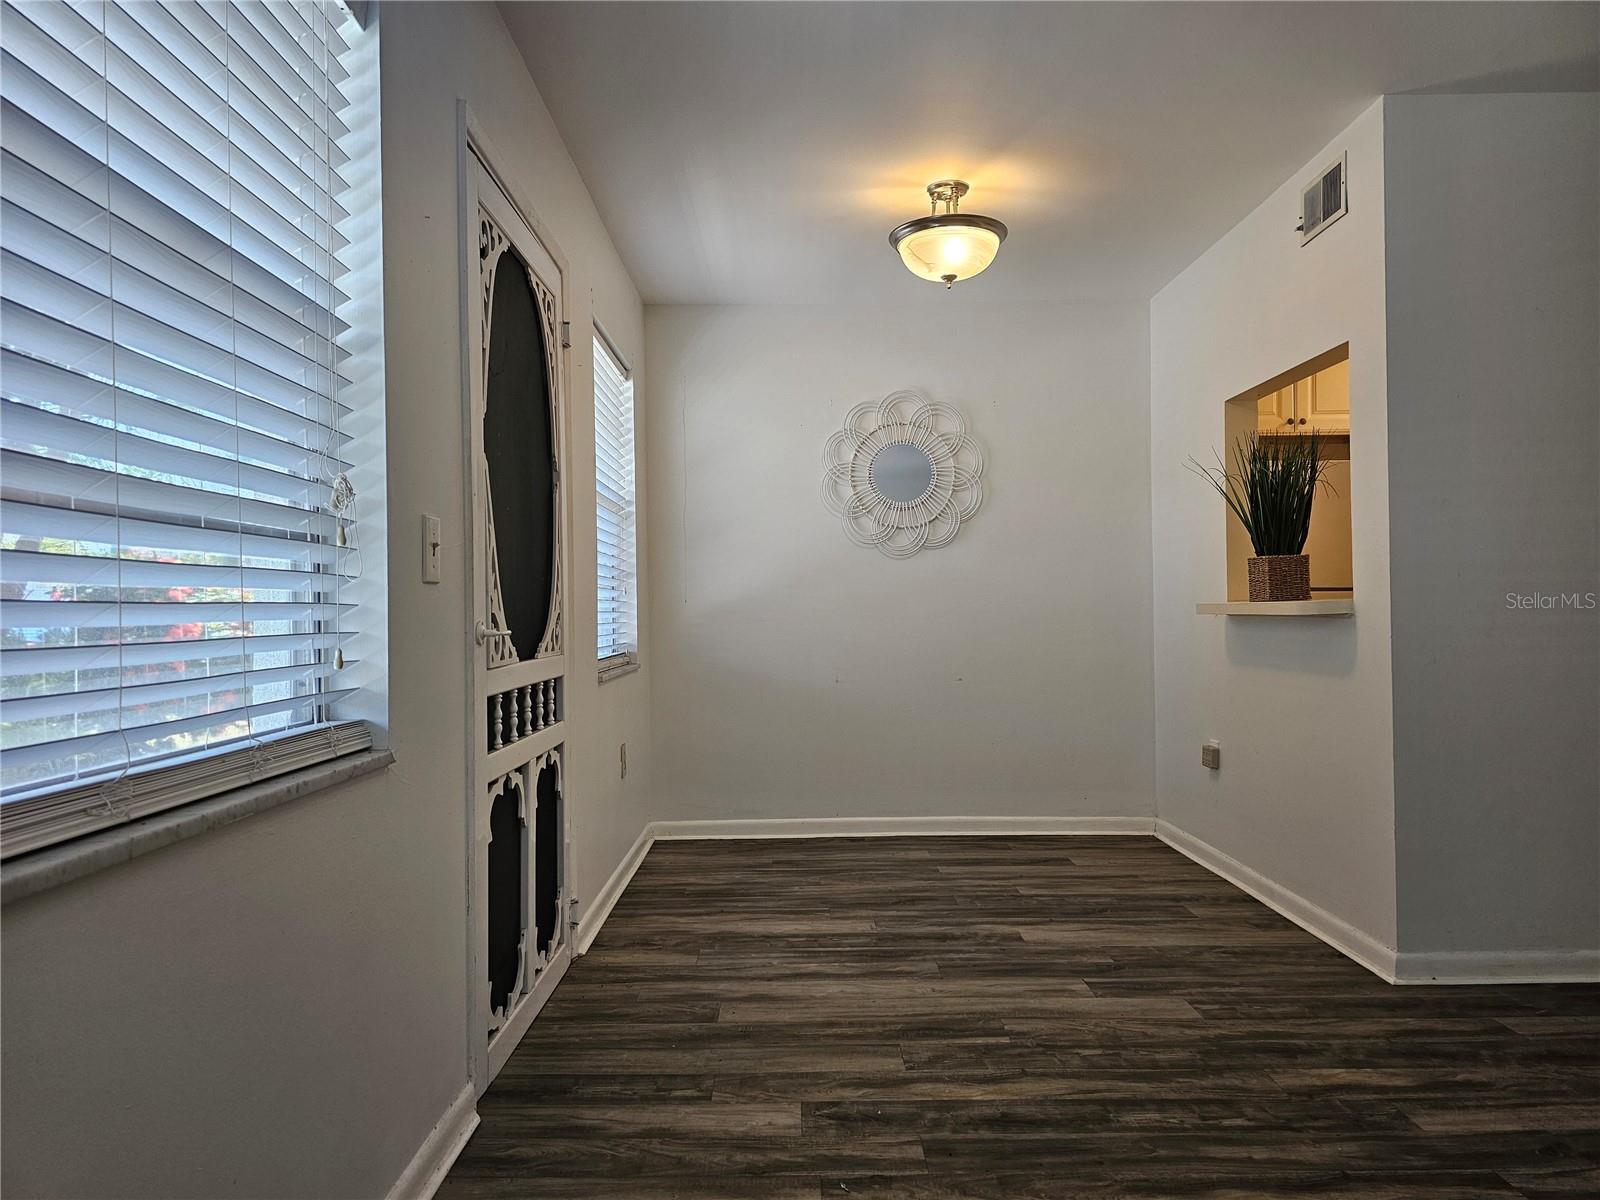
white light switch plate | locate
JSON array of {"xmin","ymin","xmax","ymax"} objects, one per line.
[{"xmin": 421, "ymin": 514, "xmax": 441, "ymax": 583}]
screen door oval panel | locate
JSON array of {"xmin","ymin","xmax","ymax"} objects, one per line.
[
  {"xmin": 483, "ymin": 251, "xmax": 556, "ymax": 661},
  {"xmin": 479, "ymin": 226, "xmax": 562, "ymax": 666}
]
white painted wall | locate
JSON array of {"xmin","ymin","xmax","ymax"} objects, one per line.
[
  {"xmin": 0, "ymin": 4, "xmax": 652, "ymax": 1196},
  {"xmin": 1149, "ymin": 102, "xmax": 1398, "ymax": 952},
  {"xmin": 644, "ymin": 302, "xmax": 1153, "ymax": 822},
  {"xmin": 1385, "ymin": 94, "xmax": 1599, "ymax": 964}
]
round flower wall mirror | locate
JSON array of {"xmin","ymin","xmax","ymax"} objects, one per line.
[{"xmin": 822, "ymin": 390, "xmax": 985, "ymax": 558}]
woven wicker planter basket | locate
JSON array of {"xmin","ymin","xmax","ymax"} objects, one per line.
[{"xmin": 1247, "ymin": 554, "xmax": 1311, "ymax": 602}]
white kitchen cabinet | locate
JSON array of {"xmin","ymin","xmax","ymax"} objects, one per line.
[{"xmin": 1256, "ymin": 358, "xmax": 1350, "ymax": 434}]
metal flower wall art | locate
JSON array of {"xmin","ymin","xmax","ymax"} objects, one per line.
[{"xmin": 821, "ymin": 390, "xmax": 985, "ymax": 558}]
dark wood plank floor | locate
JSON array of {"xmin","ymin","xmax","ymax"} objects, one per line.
[{"xmin": 438, "ymin": 836, "xmax": 1600, "ymax": 1199}]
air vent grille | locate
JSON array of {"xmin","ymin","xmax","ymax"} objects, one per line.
[{"xmin": 1301, "ymin": 154, "xmax": 1348, "ymax": 245}]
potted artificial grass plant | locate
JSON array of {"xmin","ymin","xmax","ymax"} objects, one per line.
[{"xmin": 1190, "ymin": 431, "xmax": 1331, "ymax": 601}]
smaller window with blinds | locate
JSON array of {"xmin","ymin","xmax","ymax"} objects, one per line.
[{"xmin": 593, "ymin": 331, "xmax": 637, "ymax": 675}]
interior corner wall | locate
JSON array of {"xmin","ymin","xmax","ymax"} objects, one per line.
[
  {"xmin": 1384, "ymin": 93, "xmax": 1600, "ymax": 965},
  {"xmin": 0, "ymin": 4, "xmax": 651, "ymax": 1197},
  {"xmin": 643, "ymin": 301, "xmax": 1154, "ymax": 823},
  {"xmin": 1148, "ymin": 100, "xmax": 1398, "ymax": 954}
]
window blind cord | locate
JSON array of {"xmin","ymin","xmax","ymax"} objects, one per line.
[
  {"xmin": 325, "ymin": 475, "xmax": 359, "ymax": 675},
  {"xmin": 325, "ymin": 32, "xmax": 341, "ymax": 689},
  {"xmin": 315, "ymin": 8, "xmax": 360, "ymax": 685},
  {"xmin": 101, "ymin": 0, "xmax": 133, "ymax": 807},
  {"xmin": 225, "ymin": 3, "xmax": 258, "ymax": 766},
  {"xmin": 305, "ymin": 0, "xmax": 351, "ymax": 758}
]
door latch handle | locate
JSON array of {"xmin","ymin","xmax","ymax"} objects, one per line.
[{"xmin": 474, "ymin": 620, "xmax": 514, "ymax": 646}]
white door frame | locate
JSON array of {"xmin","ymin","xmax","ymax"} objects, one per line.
[{"xmin": 457, "ymin": 105, "xmax": 577, "ymax": 1094}]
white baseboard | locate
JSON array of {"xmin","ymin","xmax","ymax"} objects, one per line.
[
  {"xmin": 574, "ymin": 822, "xmax": 655, "ymax": 954},
  {"xmin": 1154, "ymin": 819, "xmax": 1399, "ymax": 983},
  {"xmin": 1155, "ymin": 819, "xmax": 1600, "ymax": 986},
  {"xmin": 649, "ymin": 815, "xmax": 1157, "ymax": 840},
  {"xmin": 386, "ymin": 1083, "xmax": 477, "ymax": 1200},
  {"xmin": 1393, "ymin": 947, "xmax": 1600, "ymax": 985}
]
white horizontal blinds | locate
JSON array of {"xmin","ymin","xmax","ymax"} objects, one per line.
[
  {"xmin": 0, "ymin": 0, "xmax": 365, "ymax": 827},
  {"xmin": 593, "ymin": 333, "xmax": 636, "ymax": 662}
]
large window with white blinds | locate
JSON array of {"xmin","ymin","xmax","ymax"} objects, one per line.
[
  {"xmin": 0, "ymin": 0, "xmax": 374, "ymax": 858},
  {"xmin": 593, "ymin": 331, "xmax": 636, "ymax": 671}
]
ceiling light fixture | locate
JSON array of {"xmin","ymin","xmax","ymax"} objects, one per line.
[{"xmin": 888, "ymin": 180, "xmax": 1008, "ymax": 289}]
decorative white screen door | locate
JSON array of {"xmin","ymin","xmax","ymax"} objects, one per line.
[{"xmin": 464, "ymin": 150, "xmax": 572, "ymax": 1087}]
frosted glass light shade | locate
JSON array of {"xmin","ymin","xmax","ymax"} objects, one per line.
[{"xmin": 889, "ymin": 215, "xmax": 1008, "ymax": 286}]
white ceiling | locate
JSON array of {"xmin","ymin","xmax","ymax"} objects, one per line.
[{"xmin": 502, "ymin": 2, "xmax": 1597, "ymax": 305}]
